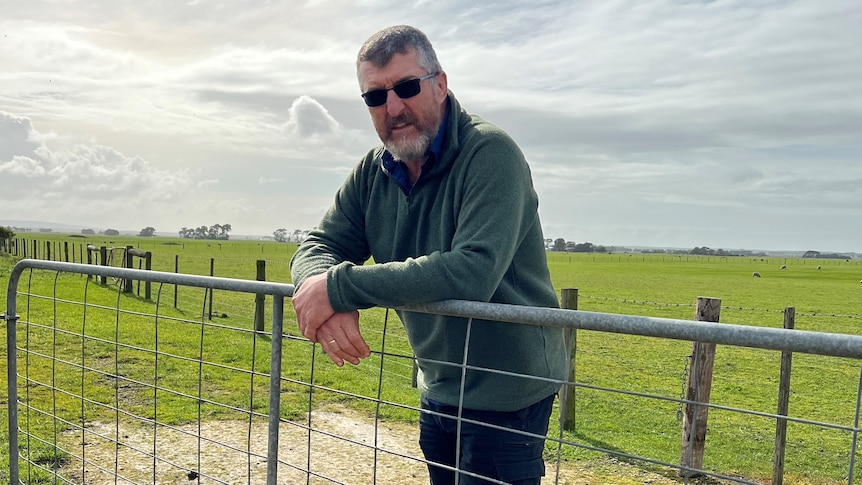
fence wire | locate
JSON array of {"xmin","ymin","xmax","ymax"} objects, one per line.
[{"xmin": 5, "ymin": 260, "xmax": 862, "ymax": 484}]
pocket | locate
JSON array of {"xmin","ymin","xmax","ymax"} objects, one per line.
[{"xmin": 493, "ymin": 454, "xmax": 545, "ymax": 483}]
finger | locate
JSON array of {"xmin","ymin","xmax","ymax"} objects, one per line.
[
  {"xmin": 325, "ymin": 313, "xmax": 367, "ymax": 362},
  {"xmin": 332, "ymin": 326, "xmax": 369, "ymax": 361},
  {"xmin": 321, "ymin": 327, "xmax": 360, "ymax": 365},
  {"xmin": 303, "ymin": 319, "xmax": 324, "ymax": 343},
  {"xmin": 323, "ymin": 341, "xmax": 345, "ymax": 367}
]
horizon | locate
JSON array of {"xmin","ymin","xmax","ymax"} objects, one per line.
[{"xmin": 2, "ymin": 219, "xmax": 858, "ymax": 256}]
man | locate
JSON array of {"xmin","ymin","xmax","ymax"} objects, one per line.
[{"xmin": 290, "ymin": 25, "xmax": 566, "ymax": 485}]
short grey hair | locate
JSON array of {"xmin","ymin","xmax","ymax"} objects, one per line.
[{"xmin": 356, "ymin": 25, "xmax": 443, "ymax": 75}]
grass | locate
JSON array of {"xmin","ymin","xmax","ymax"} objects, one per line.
[{"xmin": 2, "ymin": 237, "xmax": 862, "ymax": 483}]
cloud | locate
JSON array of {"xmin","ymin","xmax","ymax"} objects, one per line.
[
  {"xmin": 0, "ymin": 112, "xmax": 217, "ymax": 230},
  {"xmin": 283, "ymin": 95, "xmax": 342, "ymax": 140},
  {"xmin": 0, "ymin": 112, "xmax": 41, "ymax": 161},
  {"xmin": 1, "ymin": 1, "xmax": 859, "ymax": 250}
]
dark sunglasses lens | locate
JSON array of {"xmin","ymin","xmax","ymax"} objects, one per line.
[
  {"xmin": 362, "ymin": 78, "xmax": 424, "ymax": 107},
  {"xmin": 363, "ymin": 90, "xmax": 387, "ymax": 107},
  {"xmin": 392, "ymin": 78, "xmax": 422, "ymax": 99}
]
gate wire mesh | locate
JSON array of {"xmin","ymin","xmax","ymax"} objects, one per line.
[{"xmin": 5, "ymin": 259, "xmax": 862, "ymax": 484}]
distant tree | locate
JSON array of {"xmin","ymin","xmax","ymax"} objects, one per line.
[
  {"xmin": 273, "ymin": 228, "xmax": 288, "ymax": 243},
  {"xmin": 553, "ymin": 238, "xmax": 566, "ymax": 252},
  {"xmin": 0, "ymin": 226, "xmax": 15, "ymax": 239},
  {"xmin": 219, "ymin": 223, "xmax": 232, "ymax": 240},
  {"xmin": 38, "ymin": 228, "xmax": 53, "ymax": 233},
  {"xmin": 573, "ymin": 242, "xmax": 594, "ymax": 253},
  {"xmin": 104, "ymin": 229, "xmax": 120, "ymax": 236},
  {"xmin": 139, "ymin": 226, "xmax": 156, "ymax": 237},
  {"xmin": 802, "ymin": 250, "xmax": 820, "ymax": 258},
  {"xmin": 81, "ymin": 228, "xmax": 95, "ymax": 235}
]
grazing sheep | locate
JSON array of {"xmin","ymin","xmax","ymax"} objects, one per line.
[
  {"xmin": 753, "ymin": 272, "xmax": 761, "ymax": 278},
  {"xmin": 780, "ymin": 265, "xmax": 786, "ymax": 270},
  {"xmin": 817, "ymin": 266, "xmax": 821, "ymax": 270}
]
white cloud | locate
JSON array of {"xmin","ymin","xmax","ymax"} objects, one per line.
[
  {"xmin": 0, "ymin": 1, "xmax": 859, "ymax": 250},
  {"xmin": 283, "ymin": 96, "xmax": 341, "ymax": 140}
]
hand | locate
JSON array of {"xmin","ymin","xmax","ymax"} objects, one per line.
[
  {"xmin": 316, "ymin": 311, "xmax": 371, "ymax": 367},
  {"xmin": 292, "ymin": 272, "xmax": 335, "ymax": 342}
]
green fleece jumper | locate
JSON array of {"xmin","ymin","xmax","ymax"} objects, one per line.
[{"xmin": 290, "ymin": 93, "xmax": 566, "ymax": 412}]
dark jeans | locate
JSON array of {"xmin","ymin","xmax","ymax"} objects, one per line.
[{"xmin": 418, "ymin": 394, "xmax": 555, "ymax": 485}]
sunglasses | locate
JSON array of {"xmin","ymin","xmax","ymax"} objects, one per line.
[{"xmin": 361, "ymin": 72, "xmax": 439, "ymax": 107}]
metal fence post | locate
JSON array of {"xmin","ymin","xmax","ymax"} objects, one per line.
[{"xmin": 5, "ymin": 309, "xmax": 20, "ymax": 483}]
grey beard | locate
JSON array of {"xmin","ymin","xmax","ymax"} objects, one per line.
[{"xmin": 384, "ymin": 130, "xmax": 433, "ymax": 162}]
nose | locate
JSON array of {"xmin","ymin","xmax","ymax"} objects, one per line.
[{"xmin": 385, "ymin": 89, "xmax": 406, "ymax": 116}]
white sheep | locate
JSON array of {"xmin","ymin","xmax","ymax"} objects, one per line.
[
  {"xmin": 817, "ymin": 266, "xmax": 821, "ymax": 270},
  {"xmin": 780, "ymin": 265, "xmax": 786, "ymax": 270},
  {"xmin": 753, "ymin": 272, "xmax": 761, "ymax": 278}
]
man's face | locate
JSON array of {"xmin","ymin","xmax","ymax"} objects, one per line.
[{"xmin": 358, "ymin": 49, "xmax": 447, "ymax": 163}]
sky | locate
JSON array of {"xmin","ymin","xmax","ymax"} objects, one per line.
[{"xmin": 1, "ymin": 1, "xmax": 860, "ymax": 252}]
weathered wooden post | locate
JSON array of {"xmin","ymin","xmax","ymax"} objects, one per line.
[
  {"xmin": 254, "ymin": 260, "xmax": 266, "ymax": 332},
  {"xmin": 173, "ymin": 255, "xmax": 180, "ymax": 308},
  {"xmin": 99, "ymin": 246, "xmax": 108, "ymax": 284},
  {"xmin": 679, "ymin": 297, "xmax": 721, "ymax": 478},
  {"xmin": 208, "ymin": 258, "xmax": 215, "ymax": 320},
  {"xmin": 86, "ymin": 245, "xmax": 94, "ymax": 280},
  {"xmin": 559, "ymin": 288, "xmax": 578, "ymax": 432},
  {"xmin": 144, "ymin": 251, "xmax": 152, "ymax": 300},
  {"xmin": 123, "ymin": 245, "xmax": 133, "ymax": 292},
  {"xmin": 773, "ymin": 307, "xmax": 795, "ymax": 485}
]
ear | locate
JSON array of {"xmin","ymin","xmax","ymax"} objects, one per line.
[{"xmin": 434, "ymin": 71, "xmax": 448, "ymax": 102}]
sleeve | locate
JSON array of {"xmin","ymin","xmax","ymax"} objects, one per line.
[{"xmin": 326, "ymin": 127, "xmax": 541, "ymax": 311}]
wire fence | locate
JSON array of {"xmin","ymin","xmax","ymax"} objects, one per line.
[{"xmin": 5, "ymin": 260, "xmax": 862, "ymax": 484}]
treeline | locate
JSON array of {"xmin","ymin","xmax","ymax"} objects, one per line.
[
  {"xmin": 549, "ymin": 239, "xmax": 609, "ymax": 253},
  {"xmin": 179, "ymin": 224, "xmax": 233, "ymax": 240},
  {"xmin": 802, "ymin": 250, "xmax": 853, "ymax": 260}
]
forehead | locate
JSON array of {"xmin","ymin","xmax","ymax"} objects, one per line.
[{"xmin": 358, "ymin": 50, "xmax": 425, "ymax": 90}]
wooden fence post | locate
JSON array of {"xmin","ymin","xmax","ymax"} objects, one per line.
[
  {"xmin": 174, "ymin": 255, "xmax": 179, "ymax": 308},
  {"xmin": 773, "ymin": 307, "xmax": 795, "ymax": 485},
  {"xmin": 559, "ymin": 288, "xmax": 578, "ymax": 432},
  {"xmin": 144, "ymin": 251, "xmax": 152, "ymax": 300},
  {"xmin": 99, "ymin": 246, "xmax": 107, "ymax": 285},
  {"xmin": 208, "ymin": 258, "xmax": 214, "ymax": 320},
  {"xmin": 123, "ymin": 246, "xmax": 133, "ymax": 293},
  {"xmin": 86, "ymin": 245, "xmax": 93, "ymax": 280},
  {"xmin": 254, "ymin": 260, "xmax": 266, "ymax": 332},
  {"xmin": 679, "ymin": 296, "xmax": 721, "ymax": 478}
]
